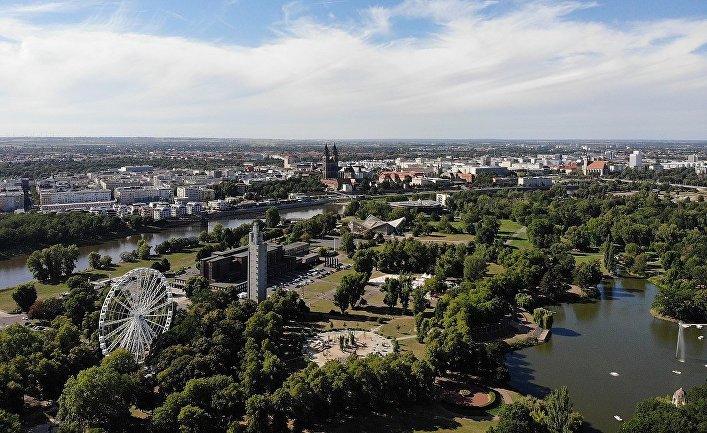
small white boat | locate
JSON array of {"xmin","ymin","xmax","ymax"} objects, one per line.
[
  {"xmin": 698, "ymin": 335, "xmax": 704, "ymax": 340},
  {"xmin": 672, "ymin": 370, "xmax": 682, "ymax": 374},
  {"xmin": 614, "ymin": 416, "xmax": 623, "ymax": 421},
  {"xmin": 610, "ymin": 372, "xmax": 619, "ymax": 377}
]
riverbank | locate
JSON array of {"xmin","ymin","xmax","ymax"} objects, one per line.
[
  {"xmin": 0, "ymin": 219, "xmax": 198, "ymax": 260},
  {"xmin": 0, "ymin": 203, "xmax": 342, "ymax": 290},
  {"xmin": 205, "ymin": 198, "xmax": 333, "ymax": 220},
  {"xmin": 649, "ymin": 308, "xmax": 680, "ymax": 323},
  {"xmin": 0, "ymin": 247, "xmax": 202, "ymax": 312},
  {"xmin": 0, "ymin": 198, "xmax": 335, "ymax": 260}
]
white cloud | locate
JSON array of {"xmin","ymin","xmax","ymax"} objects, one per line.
[
  {"xmin": 393, "ymin": 0, "xmax": 497, "ymax": 22},
  {"xmin": 362, "ymin": 6, "xmax": 393, "ymax": 37},
  {"xmin": 0, "ymin": 1, "xmax": 86, "ymax": 16},
  {"xmin": 0, "ymin": 1, "xmax": 706, "ymax": 138}
]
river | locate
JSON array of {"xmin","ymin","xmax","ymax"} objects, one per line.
[
  {"xmin": 506, "ymin": 277, "xmax": 707, "ymax": 433},
  {"xmin": 0, "ymin": 204, "xmax": 343, "ymax": 289}
]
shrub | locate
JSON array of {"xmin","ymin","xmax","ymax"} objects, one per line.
[
  {"xmin": 28, "ymin": 297, "xmax": 64, "ymax": 321},
  {"xmin": 12, "ymin": 283, "xmax": 37, "ymax": 312},
  {"xmin": 532, "ymin": 307, "xmax": 554, "ymax": 329},
  {"xmin": 66, "ymin": 275, "xmax": 89, "ymax": 290},
  {"xmin": 515, "ymin": 293, "xmax": 534, "ymax": 310},
  {"xmin": 120, "ymin": 251, "xmax": 137, "ymax": 262}
]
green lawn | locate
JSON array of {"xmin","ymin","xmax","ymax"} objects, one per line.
[
  {"xmin": 0, "ymin": 248, "xmax": 200, "ymax": 313},
  {"xmin": 487, "ymin": 263, "xmax": 505, "ymax": 275},
  {"xmin": 499, "ymin": 219, "xmax": 523, "ymax": 237},
  {"xmin": 498, "ymin": 220, "xmax": 530, "ymax": 249},
  {"xmin": 0, "ymin": 280, "xmax": 70, "ymax": 312},
  {"xmin": 508, "ymin": 238, "xmax": 530, "ymax": 249},
  {"xmin": 398, "ymin": 337, "xmax": 427, "ymax": 359},
  {"xmin": 417, "ymin": 232, "xmax": 475, "ymax": 243},
  {"xmin": 301, "ymin": 280, "xmax": 336, "ymax": 296},
  {"xmin": 431, "ymin": 220, "xmax": 465, "ymax": 232},
  {"xmin": 379, "ymin": 315, "xmax": 417, "ymax": 338},
  {"xmin": 507, "ymin": 226, "xmax": 530, "ymax": 249},
  {"xmin": 323, "ymin": 269, "xmax": 355, "ymax": 284},
  {"xmin": 324, "ymin": 404, "xmax": 497, "ymax": 433},
  {"xmin": 572, "ymin": 251, "xmax": 608, "ymax": 274}
]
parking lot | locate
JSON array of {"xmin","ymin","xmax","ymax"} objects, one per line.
[
  {"xmin": 0, "ymin": 310, "xmax": 27, "ymax": 329},
  {"xmin": 267, "ymin": 262, "xmax": 351, "ymax": 295}
]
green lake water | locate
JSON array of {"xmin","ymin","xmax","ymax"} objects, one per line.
[{"xmin": 506, "ymin": 278, "xmax": 707, "ymax": 433}]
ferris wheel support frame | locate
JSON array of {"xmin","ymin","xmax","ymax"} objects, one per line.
[{"xmin": 98, "ymin": 267, "xmax": 174, "ymax": 363}]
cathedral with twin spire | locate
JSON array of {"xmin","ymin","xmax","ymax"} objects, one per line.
[{"xmin": 322, "ymin": 143, "xmax": 340, "ymax": 180}]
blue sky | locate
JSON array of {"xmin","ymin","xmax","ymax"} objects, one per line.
[{"xmin": 1, "ymin": 0, "xmax": 707, "ymax": 138}]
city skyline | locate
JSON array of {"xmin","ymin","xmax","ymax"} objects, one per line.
[{"xmin": 1, "ymin": 0, "xmax": 707, "ymax": 139}]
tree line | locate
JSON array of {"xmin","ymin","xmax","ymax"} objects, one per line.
[
  {"xmin": 0, "ymin": 212, "xmax": 151, "ymax": 257},
  {"xmin": 616, "ymin": 383, "xmax": 707, "ymax": 433},
  {"xmin": 212, "ymin": 176, "xmax": 325, "ymax": 200}
]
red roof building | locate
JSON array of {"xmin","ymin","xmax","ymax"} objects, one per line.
[{"xmin": 585, "ymin": 160, "xmax": 609, "ymax": 176}]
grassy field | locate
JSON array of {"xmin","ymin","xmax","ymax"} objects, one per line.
[
  {"xmin": 571, "ymin": 250, "xmax": 608, "ymax": 274},
  {"xmin": 507, "ymin": 231, "xmax": 530, "ymax": 250},
  {"xmin": 431, "ymin": 220, "xmax": 466, "ymax": 232},
  {"xmin": 303, "ymin": 270, "xmax": 432, "ymax": 358},
  {"xmin": 498, "ymin": 219, "xmax": 530, "ymax": 249},
  {"xmin": 486, "ymin": 263, "xmax": 505, "ymax": 275},
  {"xmin": 498, "ymin": 219, "xmax": 523, "ymax": 238},
  {"xmin": 398, "ymin": 337, "xmax": 427, "ymax": 359},
  {"xmin": 417, "ymin": 232, "xmax": 475, "ymax": 243},
  {"xmin": 379, "ymin": 315, "xmax": 417, "ymax": 338},
  {"xmin": 324, "ymin": 404, "xmax": 497, "ymax": 433},
  {"xmin": 0, "ymin": 248, "xmax": 200, "ymax": 312}
]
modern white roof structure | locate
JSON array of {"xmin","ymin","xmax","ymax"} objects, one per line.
[{"xmin": 349, "ymin": 214, "xmax": 406, "ymax": 235}]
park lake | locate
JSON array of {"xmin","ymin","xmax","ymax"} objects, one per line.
[{"xmin": 507, "ymin": 277, "xmax": 707, "ymax": 433}]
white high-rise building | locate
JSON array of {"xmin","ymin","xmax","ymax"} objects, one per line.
[
  {"xmin": 39, "ymin": 188, "xmax": 112, "ymax": 206},
  {"xmin": 176, "ymin": 186, "xmax": 215, "ymax": 202},
  {"xmin": 628, "ymin": 150, "xmax": 642, "ymax": 169},
  {"xmin": 114, "ymin": 186, "xmax": 173, "ymax": 204},
  {"xmin": 248, "ymin": 223, "xmax": 268, "ymax": 303},
  {"xmin": 0, "ymin": 191, "xmax": 24, "ymax": 212}
]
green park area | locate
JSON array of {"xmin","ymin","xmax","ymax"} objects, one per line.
[
  {"xmin": 327, "ymin": 404, "xmax": 498, "ymax": 433},
  {"xmin": 1, "ymin": 185, "xmax": 705, "ymax": 433},
  {"xmin": 0, "ymin": 248, "xmax": 200, "ymax": 312}
]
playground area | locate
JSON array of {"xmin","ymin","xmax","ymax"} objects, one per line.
[{"xmin": 303, "ymin": 330, "xmax": 394, "ymax": 366}]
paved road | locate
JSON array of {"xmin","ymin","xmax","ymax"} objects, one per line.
[
  {"xmin": 0, "ymin": 310, "xmax": 26, "ymax": 329},
  {"xmin": 492, "ymin": 387, "xmax": 515, "ymax": 405}
]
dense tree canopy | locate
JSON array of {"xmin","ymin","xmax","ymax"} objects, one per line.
[
  {"xmin": 27, "ymin": 244, "xmax": 80, "ymax": 281},
  {"xmin": 0, "ymin": 212, "xmax": 139, "ymax": 256},
  {"xmin": 489, "ymin": 387, "xmax": 583, "ymax": 433},
  {"xmin": 618, "ymin": 383, "xmax": 707, "ymax": 433}
]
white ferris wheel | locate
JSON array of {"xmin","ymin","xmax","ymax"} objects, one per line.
[{"xmin": 98, "ymin": 267, "xmax": 174, "ymax": 363}]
